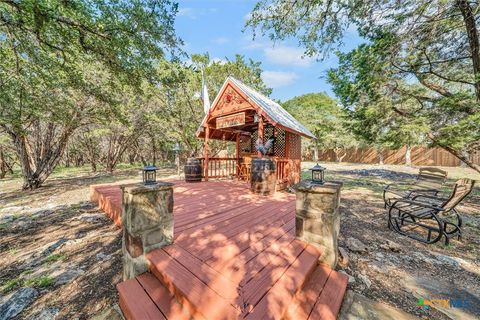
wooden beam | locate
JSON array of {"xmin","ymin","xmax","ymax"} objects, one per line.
[
  {"xmin": 204, "ymin": 126, "xmax": 210, "ymax": 181},
  {"xmin": 257, "ymin": 114, "xmax": 264, "ymax": 157},
  {"xmin": 236, "ymin": 133, "xmax": 240, "ymax": 178}
]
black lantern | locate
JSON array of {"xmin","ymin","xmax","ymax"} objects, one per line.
[
  {"xmin": 142, "ymin": 165, "xmax": 158, "ymax": 185},
  {"xmin": 311, "ymin": 163, "xmax": 325, "ymax": 184}
]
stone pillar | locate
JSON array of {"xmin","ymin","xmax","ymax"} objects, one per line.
[
  {"xmin": 294, "ymin": 180, "xmax": 342, "ymax": 268},
  {"xmin": 121, "ymin": 182, "xmax": 174, "ymax": 280}
]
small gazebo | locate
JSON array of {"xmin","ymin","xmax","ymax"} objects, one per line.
[{"xmin": 196, "ymin": 76, "xmax": 315, "ymax": 190}]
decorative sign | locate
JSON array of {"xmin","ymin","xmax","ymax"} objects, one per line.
[{"xmin": 216, "ymin": 112, "xmax": 245, "ymax": 129}]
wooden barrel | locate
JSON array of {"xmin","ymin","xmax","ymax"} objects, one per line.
[
  {"xmin": 184, "ymin": 158, "xmax": 202, "ymax": 182},
  {"xmin": 251, "ymin": 158, "xmax": 276, "ymax": 195}
]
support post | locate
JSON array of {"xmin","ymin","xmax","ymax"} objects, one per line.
[
  {"xmin": 294, "ymin": 180, "xmax": 343, "ymax": 268},
  {"xmin": 121, "ymin": 182, "xmax": 174, "ymax": 280},
  {"xmin": 204, "ymin": 126, "xmax": 209, "ymax": 181},
  {"xmin": 257, "ymin": 114, "xmax": 264, "ymax": 158},
  {"xmin": 236, "ymin": 133, "xmax": 240, "ymax": 178}
]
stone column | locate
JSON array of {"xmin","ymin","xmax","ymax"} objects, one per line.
[
  {"xmin": 294, "ymin": 180, "xmax": 342, "ymax": 268},
  {"xmin": 121, "ymin": 182, "xmax": 174, "ymax": 280}
]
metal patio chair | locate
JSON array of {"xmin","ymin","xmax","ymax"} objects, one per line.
[
  {"xmin": 383, "ymin": 167, "xmax": 448, "ymax": 208},
  {"xmin": 386, "ymin": 178, "xmax": 475, "ymax": 244}
]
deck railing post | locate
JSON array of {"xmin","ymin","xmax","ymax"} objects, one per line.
[
  {"xmin": 204, "ymin": 126, "xmax": 209, "ymax": 181},
  {"xmin": 294, "ymin": 181, "xmax": 343, "ymax": 268},
  {"xmin": 120, "ymin": 182, "xmax": 174, "ymax": 280}
]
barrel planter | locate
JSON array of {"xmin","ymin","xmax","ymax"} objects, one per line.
[
  {"xmin": 184, "ymin": 158, "xmax": 203, "ymax": 182},
  {"xmin": 251, "ymin": 158, "xmax": 276, "ymax": 195}
]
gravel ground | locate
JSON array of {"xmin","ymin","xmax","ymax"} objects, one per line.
[{"xmin": 0, "ymin": 163, "xmax": 479, "ymax": 319}]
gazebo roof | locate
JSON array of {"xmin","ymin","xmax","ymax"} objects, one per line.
[{"xmin": 197, "ymin": 76, "xmax": 316, "ymax": 139}]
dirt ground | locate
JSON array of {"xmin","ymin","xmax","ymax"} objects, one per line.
[{"xmin": 0, "ymin": 163, "xmax": 479, "ymax": 319}]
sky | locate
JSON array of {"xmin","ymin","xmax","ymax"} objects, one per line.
[{"xmin": 174, "ymin": 0, "xmax": 365, "ymax": 102}]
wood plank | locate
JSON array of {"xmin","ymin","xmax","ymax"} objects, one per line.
[
  {"xmin": 193, "ymin": 208, "xmax": 294, "ymax": 262},
  {"xmin": 147, "ymin": 249, "xmax": 240, "ymax": 320},
  {"xmin": 245, "ymin": 245, "xmax": 322, "ymax": 320},
  {"xmin": 209, "ymin": 220, "xmax": 294, "ymax": 275},
  {"xmin": 175, "ymin": 201, "xmax": 266, "ymax": 234},
  {"xmin": 174, "ymin": 196, "xmax": 290, "ymax": 233},
  {"xmin": 176, "ymin": 201, "xmax": 293, "ymax": 247},
  {"xmin": 239, "ymin": 225, "xmax": 297, "ymax": 285},
  {"xmin": 308, "ymin": 269, "xmax": 348, "ymax": 320},
  {"xmin": 174, "ymin": 198, "xmax": 268, "ymax": 230},
  {"xmin": 136, "ymin": 273, "xmax": 191, "ymax": 320},
  {"xmin": 162, "ymin": 245, "xmax": 239, "ymax": 300},
  {"xmin": 117, "ymin": 278, "xmax": 166, "ymax": 320},
  {"xmin": 283, "ymin": 264, "xmax": 332, "ymax": 320},
  {"xmin": 242, "ymin": 239, "xmax": 308, "ymax": 307}
]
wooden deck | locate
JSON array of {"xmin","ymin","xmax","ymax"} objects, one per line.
[{"xmin": 91, "ymin": 180, "xmax": 348, "ymax": 320}]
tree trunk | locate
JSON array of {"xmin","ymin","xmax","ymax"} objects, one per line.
[
  {"xmin": 313, "ymin": 146, "xmax": 319, "ymax": 162},
  {"xmin": 378, "ymin": 152, "xmax": 384, "ymax": 165},
  {"xmin": 405, "ymin": 144, "xmax": 412, "ymax": 167},
  {"xmin": 457, "ymin": 0, "xmax": 480, "ymax": 101},
  {"xmin": 151, "ymin": 135, "xmax": 157, "ymax": 166},
  {"xmin": 334, "ymin": 147, "xmax": 347, "ymax": 162},
  {"xmin": 91, "ymin": 160, "xmax": 97, "ymax": 172},
  {"xmin": 0, "ymin": 150, "xmax": 6, "ymax": 179},
  {"xmin": 7, "ymin": 128, "xmax": 72, "ymax": 190}
]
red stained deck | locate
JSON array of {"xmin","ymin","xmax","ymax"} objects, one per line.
[{"xmin": 91, "ymin": 180, "xmax": 348, "ymax": 320}]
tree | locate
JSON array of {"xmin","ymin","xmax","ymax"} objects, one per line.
[
  {"xmin": 0, "ymin": 132, "xmax": 15, "ymax": 178},
  {"xmin": 247, "ymin": 0, "xmax": 480, "ymax": 173},
  {"xmin": 282, "ymin": 93, "xmax": 357, "ymax": 162},
  {"xmin": 0, "ymin": 0, "xmax": 180, "ymax": 189},
  {"xmin": 60, "ymin": 53, "xmax": 270, "ymax": 172},
  {"xmin": 151, "ymin": 54, "xmax": 270, "ymax": 157}
]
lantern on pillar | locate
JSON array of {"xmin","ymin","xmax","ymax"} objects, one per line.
[
  {"xmin": 310, "ymin": 163, "xmax": 325, "ymax": 184},
  {"xmin": 142, "ymin": 165, "xmax": 158, "ymax": 185}
]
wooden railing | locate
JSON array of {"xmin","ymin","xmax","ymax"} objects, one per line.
[
  {"xmin": 274, "ymin": 158, "xmax": 289, "ymax": 183},
  {"xmin": 198, "ymin": 157, "xmax": 237, "ymax": 179},
  {"xmin": 197, "ymin": 157, "xmax": 294, "ymax": 187}
]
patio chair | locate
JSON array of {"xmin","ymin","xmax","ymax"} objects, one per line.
[
  {"xmin": 383, "ymin": 167, "xmax": 448, "ymax": 208},
  {"xmin": 386, "ymin": 178, "xmax": 475, "ymax": 244}
]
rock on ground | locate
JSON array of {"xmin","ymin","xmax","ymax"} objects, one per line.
[
  {"xmin": 339, "ymin": 290, "xmax": 420, "ymax": 320},
  {"xmin": 339, "ymin": 270, "xmax": 356, "ymax": 285},
  {"xmin": 90, "ymin": 304, "xmax": 124, "ymax": 320},
  {"xmin": 338, "ymin": 247, "xmax": 349, "ymax": 267},
  {"xmin": 31, "ymin": 307, "xmax": 60, "ymax": 320},
  {"xmin": 379, "ymin": 239, "xmax": 402, "ymax": 252},
  {"xmin": 55, "ymin": 268, "xmax": 85, "ymax": 286},
  {"xmin": 358, "ymin": 274, "xmax": 372, "ymax": 289},
  {"xmin": 346, "ymin": 237, "xmax": 368, "ymax": 253},
  {"xmin": 74, "ymin": 213, "xmax": 107, "ymax": 223},
  {"xmin": 0, "ymin": 288, "xmax": 38, "ymax": 320}
]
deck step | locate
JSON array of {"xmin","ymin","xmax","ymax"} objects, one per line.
[
  {"xmin": 118, "ymin": 249, "xmax": 348, "ymax": 320},
  {"xmin": 283, "ymin": 264, "xmax": 349, "ymax": 320},
  {"xmin": 146, "ymin": 247, "xmax": 241, "ymax": 320},
  {"xmin": 117, "ymin": 273, "xmax": 191, "ymax": 320},
  {"xmin": 244, "ymin": 243, "xmax": 322, "ymax": 319}
]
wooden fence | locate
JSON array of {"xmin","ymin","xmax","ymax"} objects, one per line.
[{"xmin": 313, "ymin": 147, "xmax": 480, "ymax": 167}]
